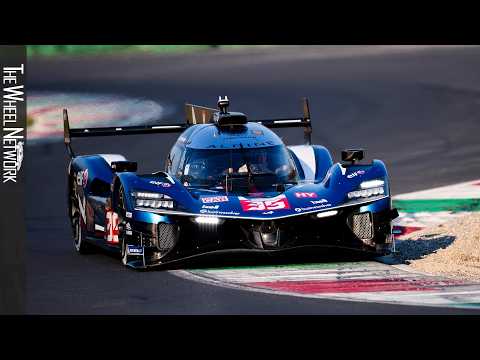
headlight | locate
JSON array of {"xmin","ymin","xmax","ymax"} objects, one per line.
[
  {"xmin": 360, "ymin": 179, "xmax": 384, "ymax": 189},
  {"xmin": 132, "ymin": 191, "xmax": 174, "ymax": 209},
  {"xmin": 348, "ymin": 179, "xmax": 385, "ymax": 200},
  {"xmin": 316, "ymin": 210, "xmax": 338, "ymax": 218},
  {"xmin": 194, "ymin": 216, "xmax": 222, "ymax": 225}
]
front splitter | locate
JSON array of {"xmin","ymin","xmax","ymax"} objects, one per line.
[{"xmin": 126, "ymin": 244, "xmax": 380, "ymax": 270}]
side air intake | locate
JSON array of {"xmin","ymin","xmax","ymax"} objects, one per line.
[
  {"xmin": 155, "ymin": 223, "xmax": 178, "ymax": 252},
  {"xmin": 348, "ymin": 212, "xmax": 374, "ymax": 240}
]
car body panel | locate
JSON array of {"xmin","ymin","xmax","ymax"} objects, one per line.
[{"xmin": 65, "ymin": 98, "xmax": 397, "ymax": 269}]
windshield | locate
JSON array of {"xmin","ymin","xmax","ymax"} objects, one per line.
[{"xmin": 180, "ymin": 145, "xmax": 298, "ymax": 193}]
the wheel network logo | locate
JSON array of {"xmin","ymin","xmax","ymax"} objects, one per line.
[{"xmin": 2, "ymin": 64, "xmax": 25, "ymax": 183}]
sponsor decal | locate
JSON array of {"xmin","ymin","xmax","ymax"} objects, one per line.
[
  {"xmin": 82, "ymin": 169, "xmax": 88, "ymax": 187},
  {"xmin": 105, "ymin": 210, "xmax": 119, "ymax": 244},
  {"xmin": 346, "ymin": 170, "xmax": 365, "ymax": 179},
  {"xmin": 251, "ymin": 130, "xmax": 264, "ymax": 136},
  {"xmin": 76, "ymin": 169, "xmax": 88, "ymax": 187},
  {"xmin": 127, "ymin": 245, "xmax": 144, "ymax": 255},
  {"xmin": 126, "ymin": 222, "xmax": 132, "ymax": 235},
  {"xmin": 201, "ymin": 196, "xmax": 229, "ymax": 204},
  {"xmin": 295, "ymin": 192, "xmax": 318, "ymax": 199},
  {"xmin": 149, "ymin": 180, "xmax": 171, "ymax": 188},
  {"xmin": 210, "ymin": 140, "xmax": 275, "ymax": 148},
  {"xmin": 199, "ymin": 209, "xmax": 240, "ymax": 216},
  {"xmin": 239, "ymin": 194, "xmax": 290, "ymax": 212},
  {"xmin": 295, "ymin": 203, "xmax": 332, "ymax": 213},
  {"xmin": 202, "ymin": 204, "xmax": 220, "ymax": 210},
  {"xmin": 310, "ymin": 199, "xmax": 328, "ymax": 205},
  {"xmin": 262, "ymin": 211, "xmax": 274, "ymax": 215}
]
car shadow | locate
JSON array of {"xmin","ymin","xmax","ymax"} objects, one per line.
[
  {"xmin": 86, "ymin": 243, "xmax": 380, "ymax": 271},
  {"xmin": 393, "ymin": 234, "xmax": 456, "ymax": 264},
  {"xmin": 164, "ymin": 247, "xmax": 377, "ymax": 271}
]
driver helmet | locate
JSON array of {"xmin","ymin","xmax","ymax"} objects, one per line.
[{"xmin": 249, "ymin": 150, "xmax": 270, "ymax": 173}]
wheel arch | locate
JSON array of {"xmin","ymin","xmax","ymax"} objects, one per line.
[{"xmin": 288, "ymin": 145, "xmax": 333, "ymax": 182}]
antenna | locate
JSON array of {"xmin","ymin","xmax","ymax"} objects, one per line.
[{"xmin": 217, "ymin": 96, "xmax": 229, "ymax": 114}]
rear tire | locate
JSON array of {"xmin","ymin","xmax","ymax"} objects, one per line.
[
  {"xmin": 70, "ymin": 176, "xmax": 92, "ymax": 254},
  {"xmin": 72, "ymin": 212, "xmax": 92, "ymax": 254}
]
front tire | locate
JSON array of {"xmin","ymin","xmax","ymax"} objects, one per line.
[
  {"xmin": 116, "ymin": 184, "xmax": 134, "ymax": 266},
  {"xmin": 120, "ymin": 236, "xmax": 133, "ymax": 266}
]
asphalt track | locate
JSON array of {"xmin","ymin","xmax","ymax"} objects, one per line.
[{"xmin": 26, "ymin": 45, "xmax": 480, "ymax": 314}]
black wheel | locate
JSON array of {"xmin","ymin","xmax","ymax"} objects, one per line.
[
  {"xmin": 72, "ymin": 214, "xmax": 91, "ymax": 254},
  {"xmin": 70, "ymin": 176, "xmax": 92, "ymax": 254},
  {"xmin": 116, "ymin": 184, "xmax": 133, "ymax": 266}
]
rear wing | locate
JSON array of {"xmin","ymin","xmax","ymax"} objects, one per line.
[
  {"xmin": 250, "ymin": 97, "xmax": 312, "ymax": 145},
  {"xmin": 63, "ymin": 109, "xmax": 188, "ymax": 158},
  {"xmin": 64, "ymin": 97, "xmax": 313, "ymax": 158}
]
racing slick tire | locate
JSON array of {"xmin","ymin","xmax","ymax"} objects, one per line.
[
  {"xmin": 72, "ymin": 215, "xmax": 92, "ymax": 254},
  {"xmin": 120, "ymin": 237, "xmax": 134, "ymax": 266},
  {"xmin": 69, "ymin": 177, "xmax": 92, "ymax": 254},
  {"xmin": 116, "ymin": 183, "xmax": 135, "ymax": 267}
]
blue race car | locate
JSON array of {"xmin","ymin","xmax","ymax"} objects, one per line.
[{"xmin": 64, "ymin": 97, "xmax": 398, "ymax": 269}]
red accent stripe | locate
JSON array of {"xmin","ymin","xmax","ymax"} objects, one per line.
[
  {"xmin": 393, "ymin": 225, "xmax": 424, "ymax": 236},
  {"xmin": 245, "ymin": 278, "xmax": 460, "ymax": 294},
  {"xmin": 473, "ymin": 181, "xmax": 480, "ymax": 186}
]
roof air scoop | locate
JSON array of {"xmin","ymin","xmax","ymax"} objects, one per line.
[{"xmin": 214, "ymin": 96, "xmax": 248, "ymax": 126}]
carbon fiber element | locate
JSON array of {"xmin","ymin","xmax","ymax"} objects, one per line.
[
  {"xmin": 157, "ymin": 223, "xmax": 177, "ymax": 251},
  {"xmin": 352, "ymin": 212, "xmax": 373, "ymax": 240}
]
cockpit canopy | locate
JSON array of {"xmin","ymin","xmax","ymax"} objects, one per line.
[
  {"xmin": 166, "ymin": 114, "xmax": 299, "ymax": 194},
  {"xmin": 169, "ymin": 143, "xmax": 298, "ymax": 194}
]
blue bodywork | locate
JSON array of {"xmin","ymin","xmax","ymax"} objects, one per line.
[{"xmin": 66, "ymin": 102, "xmax": 397, "ymax": 268}]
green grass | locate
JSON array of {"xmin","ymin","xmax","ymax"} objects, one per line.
[
  {"xmin": 26, "ymin": 45, "xmax": 258, "ymax": 57},
  {"xmin": 393, "ymin": 199, "xmax": 480, "ymax": 213}
]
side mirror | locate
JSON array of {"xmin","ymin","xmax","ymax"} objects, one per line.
[
  {"xmin": 111, "ymin": 161, "xmax": 137, "ymax": 173},
  {"xmin": 341, "ymin": 149, "xmax": 364, "ymax": 164}
]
